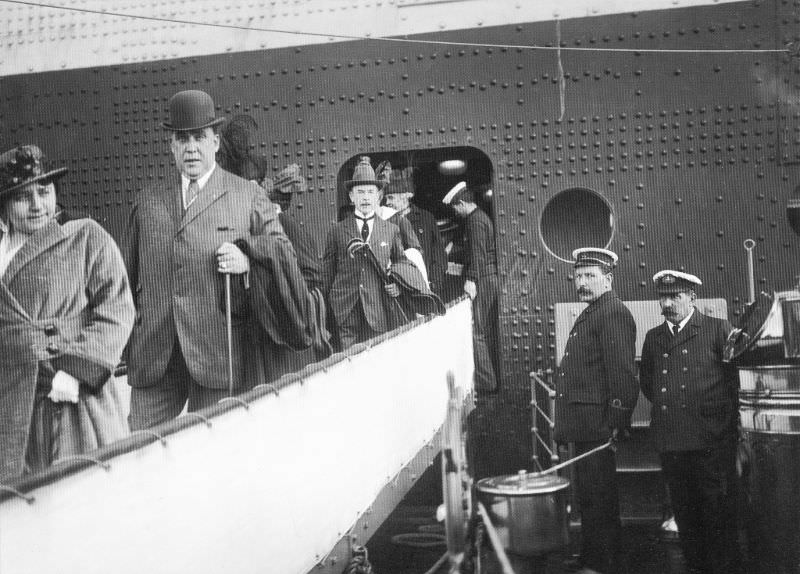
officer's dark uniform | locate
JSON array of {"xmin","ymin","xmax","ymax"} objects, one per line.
[
  {"xmin": 640, "ymin": 271, "xmax": 741, "ymax": 574},
  {"xmin": 554, "ymin": 250, "xmax": 639, "ymax": 574},
  {"xmin": 462, "ymin": 205, "xmax": 498, "ymax": 392}
]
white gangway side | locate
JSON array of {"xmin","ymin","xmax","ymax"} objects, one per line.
[{"xmin": 0, "ymin": 299, "xmax": 474, "ymax": 574}]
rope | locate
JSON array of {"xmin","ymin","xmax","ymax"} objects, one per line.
[{"xmin": 344, "ymin": 545, "xmax": 375, "ymax": 574}]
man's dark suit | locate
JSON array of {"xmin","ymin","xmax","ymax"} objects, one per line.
[
  {"xmin": 322, "ymin": 215, "xmax": 405, "ymax": 349},
  {"xmin": 404, "ymin": 205, "xmax": 447, "ymax": 295},
  {"xmin": 640, "ymin": 310, "xmax": 741, "ymax": 574},
  {"xmin": 554, "ymin": 289, "xmax": 639, "ymax": 574},
  {"xmin": 123, "ymin": 166, "xmax": 295, "ymax": 428}
]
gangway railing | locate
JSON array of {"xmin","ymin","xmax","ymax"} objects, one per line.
[{"xmin": 529, "ymin": 369, "xmax": 559, "ymax": 472}]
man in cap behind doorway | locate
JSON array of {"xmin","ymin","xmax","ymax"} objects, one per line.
[
  {"xmin": 322, "ymin": 156, "xmax": 406, "ymax": 350},
  {"xmin": 553, "ymin": 248, "xmax": 639, "ymax": 574},
  {"xmin": 442, "ymin": 181, "xmax": 498, "ymax": 393},
  {"xmin": 639, "ymin": 270, "xmax": 742, "ymax": 574},
  {"xmin": 123, "ymin": 89, "xmax": 303, "ymax": 430},
  {"xmin": 383, "ymin": 167, "xmax": 447, "ymax": 296}
]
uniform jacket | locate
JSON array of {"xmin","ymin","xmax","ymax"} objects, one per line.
[
  {"xmin": 123, "ymin": 166, "xmax": 296, "ymax": 390},
  {"xmin": 463, "ymin": 208, "xmax": 497, "ymax": 281},
  {"xmin": 0, "ymin": 218, "xmax": 134, "ymax": 480},
  {"xmin": 640, "ymin": 310, "xmax": 738, "ymax": 451},
  {"xmin": 554, "ymin": 290, "xmax": 639, "ymax": 443},
  {"xmin": 322, "ymin": 215, "xmax": 406, "ymax": 333},
  {"xmin": 402, "ymin": 205, "xmax": 447, "ymax": 294}
]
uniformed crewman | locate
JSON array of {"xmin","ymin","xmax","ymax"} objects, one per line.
[
  {"xmin": 639, "ymin": 270, "xmax": 742, "ymax": 574},
  {"xmin": 442, "ymin": 181, "xmax": 498, "ymax": 393},
  {"xmin": 554, "ymin": 247, "xmax": 639, "ymax": 574}
]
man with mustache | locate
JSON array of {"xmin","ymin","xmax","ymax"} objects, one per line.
[
  {"xmin": 554, "ymin": 248, "xmax": 638, "ymax": 574},
  {"xmin": 322, "ymin": 156, "xmax": 405, "ymax": 350},
  {"xmin": 639, "ymin": 270, "xmax": 742, "ymax": 574}
]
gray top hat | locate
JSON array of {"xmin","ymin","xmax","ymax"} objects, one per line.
[
  {"xmin": 162, "ymin": 90, "xmax": 225, "ymax": 131},
  {"xmin": 345, "ymin": 156, "xmax": 386, "ymax": 190}
]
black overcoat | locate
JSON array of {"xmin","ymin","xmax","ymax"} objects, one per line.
[
  {"xmin": 639, "ymin": 310, "xmax": 738, "ymax": 451},
  {"xmin": 553, "ymin": 290, "xmax": 639, "ymax": 443}
]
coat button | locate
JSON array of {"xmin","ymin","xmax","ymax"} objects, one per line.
[
  {"xmin": 682, "ymin": 367, "xmax": 688, "ymax": 373},
  {"xmin": 662, "ymin": 353, "xmax": 669, "ymax": 358},
  {"xmin": 45, "ymin": 343, "xmax": 60, "ymax": 354},
  {"xmin": 564, "ymin": 352, "xmax": 569, "ymax": 357},
  {"xmin": 681, "ymin": 349, "xmax": 688, "ymax": 355},
  {"xmin": 680, "ymin": 384, "xmax": 686, "ymax": 390},
  {"xmin": 661, "ymin": 387, "xmax": 667, "ymax": 393},
  {"xmin": 661, "ymin": 405, "xmax": 668, "ymax": 411},
  {"xmin": 44, "ymin": 325, "xmax": 58, "ymax": 336},
  {"xmin": 662, "ymin": 369, "xmax": 668, "ymax": 374}
]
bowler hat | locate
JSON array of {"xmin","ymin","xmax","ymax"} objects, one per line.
[
  {"xmin": 162, "ymin": 90, "xmax": 225, "ymax": 131},
  {"xmin": 652, "ymin": 270, "xmax": 702, "ymax": 294},
  {"xmin": 0, "ymin": 145, "xmax": 68, "ymax": 197},
  {"xmin": 345, "ymin": 156, "xmax": 386, "ymax": 190}
]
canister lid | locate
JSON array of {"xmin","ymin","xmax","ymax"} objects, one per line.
[{"xmin": 476, "ymin": 471, "xmax": 570, "ymax": 496}]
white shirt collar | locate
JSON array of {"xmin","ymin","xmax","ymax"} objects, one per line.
[
  {"xmin": 668, "ymin": 307, "xmax": 695, "ymax": 333},
  {"xmin": 181, "ymin": 163, "xmax": 216, "ymax": 193},
  {"xmin": 353, "ymin": 210, "xmax": 375, "ymax": 239}
]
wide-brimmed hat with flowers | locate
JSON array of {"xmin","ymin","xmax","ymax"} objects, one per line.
[{"xmin": 0, "ymin": 145, "xmax": 68, "ymax": 197}]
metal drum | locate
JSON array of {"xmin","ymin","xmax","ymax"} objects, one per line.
[
  {"xmin": 476, "ymin": 471, "xmax": 570, "ymax": 557},
  {"xmin": 738, "ymin": 364, "xmax": 800, "ymax": 574}
]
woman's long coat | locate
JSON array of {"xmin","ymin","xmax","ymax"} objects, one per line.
[{"xmin": 0, "ymin": 218, "xmax": 134, "ymax": 481}]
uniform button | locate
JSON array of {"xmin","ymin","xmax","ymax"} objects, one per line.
[
  {"xmin": 681, "ymin": 404, "xmax": 687, "ymax": 408},
  {"xmin": 44, "ymin": 324, "xmax": 58, "ymax": 336},
  {"xmin": 661, "ymin": 387, "xmax": 667, "ymax": 393},
  {"xmin": 662, "ymin": 369, "xmax": 668, "ymax": 374},
  {"xmin": 680, "ymin": 384, "xmax": 686, "ymax": 390},
  {"xmin": 662, "ymin": 353, "xmax": 669, "ymax": 358},
  {"xmin": 564, "ymin": 352, "xmax": 569, "ymax": 357},
  {"xmin": 682, "ymin": 367, "xmax": 688, "ymax": 373},
  {"xmin": 682, "ymin": 349, "xmax": 688, "ymax": 355},
  {"xmin": 45, "ymin": 343, "xmax": 60, "ymax": 354},
  {"xmin": 558, "ymin": 393, "xmax": 564, "ymax": 398},
  {"xmin": 661, "ymin": 405, "xmax": 668, "ymax": 411}
]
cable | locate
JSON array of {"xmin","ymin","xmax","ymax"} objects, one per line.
[{"xmin": 0, "ymin": 0, "xmax": 789, "ymax": 54}]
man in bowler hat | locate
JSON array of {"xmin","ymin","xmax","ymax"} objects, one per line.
[
  {"xmin": 553, "ymin": 248, "xmax": 639, "ymax": 574},
  {"xmin": 640, "ymin": 270, "xmax": 742, "ymax": 574},
  {"xmin": 123, "ymin": 90, "xmax": 300, "ymax": 429},
  {"xmin": 322, "ymin": 156, "xmax": 405, "ymax": 350}
]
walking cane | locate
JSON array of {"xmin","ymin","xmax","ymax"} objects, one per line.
[{"xmin": 224, "ymin": 273, "xmax": 235, "ymax": 397}]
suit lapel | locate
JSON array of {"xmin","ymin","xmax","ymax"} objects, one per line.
[
  {"xmin": 178, "ymin": 168, "xmax": 228, "ymax": 231},
  {"xmin": 658, "ymin": 310, "xmax": 703, "ymax": 351}
]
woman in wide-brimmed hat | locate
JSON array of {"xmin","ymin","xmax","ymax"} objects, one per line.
[{"xmin": 0, "ymin": 145, "xmax": 134, "ymax": 481}]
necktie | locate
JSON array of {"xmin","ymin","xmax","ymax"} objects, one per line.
[
  {"xmin": 186, "ymin": 179, "xmax": 200, "ymax": 210},
  {"xmin": 669, "ymin": 323, "xmax": 677, "ymax": 336},
  {"xmin": 356, "ymin": 215, "xmax": 374, "ymax": 241}
]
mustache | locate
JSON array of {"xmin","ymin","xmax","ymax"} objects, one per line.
[
  {"xmin": 577, "ymin": 287, "xmax": 592, "ymax": 295},
  {"xmin": 661, "ymin": 309, "xmax": 676, "ymax": 316}
]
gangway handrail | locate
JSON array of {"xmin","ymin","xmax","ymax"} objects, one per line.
[
  {"xmin": 0, "ymin": 296, "xmax": 470, "ymax": 502},
  {"xmin": 530, "ymin": 369, "xmax": 559, "ymax": 471}
]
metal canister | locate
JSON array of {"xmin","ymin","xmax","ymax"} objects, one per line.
[
  {"xmin": 739, "ymin": 364, "xmax": 800, "ymax": 574},
  {"xmin": 475, "ymin": 471, "xmax": 570, "ymax": 557}
]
